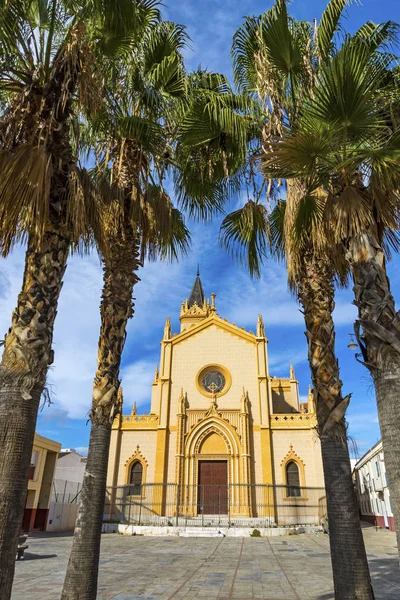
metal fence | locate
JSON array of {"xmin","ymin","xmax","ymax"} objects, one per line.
[
  {"xmin": 46, "ymin": 480, "xmax": 83, "ymax": 532},
  {"xmin": 52, "ymin": 479, "xmax": 82, "ymax": 504},
  {"xmin": 104, "ymin": 483, "xmax": 326, "ymax": 528}
]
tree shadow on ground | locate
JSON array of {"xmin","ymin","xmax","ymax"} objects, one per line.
[
  {"xmin": 20, "ymin": 553, "xmax": 58, "ymax": 560},
  {"xmin": 317, "ymin": 556, "xmax": 400, "ymax": 600},
  {"xmin": 28, "ymin": 531, "xmax": 73, "ymax": 538}
]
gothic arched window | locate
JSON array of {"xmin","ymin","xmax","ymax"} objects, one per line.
[
  {"xmin": 286, "ymin": 461, "xmax": 301, "ymax": 497},
  {"xmin": 129, "ymin": 461, "xmax": 143, "ymax": 495}
]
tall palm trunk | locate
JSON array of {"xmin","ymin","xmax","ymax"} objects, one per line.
[
  {"xmin": 298, "ymin": 249, "xmax": 375, "ymax": 600},
  {"xmin": 0, "ymin": 44, "xmax": 81, "ymax": 598},
  {"xmin": 61, "ymin": 232, "xmax": 140, "ymax": 600},
  {"xmin": 346, "ymin": 226, "xmax": 400, "ymax": 554},
  {"xmin": 0, "ymin": 231, "xmax": 69, "ymax": 599}
]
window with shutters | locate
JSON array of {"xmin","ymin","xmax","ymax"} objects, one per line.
[
  {"xmin": 129, "ymin": 461, "xmax": 143, "ymax": 495},
  {"xmin": 286, "ymin": 461, "xmax": 301, "ymax": 497}
]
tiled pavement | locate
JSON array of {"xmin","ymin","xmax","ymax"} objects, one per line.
[{"xmin": 12, "ymin": 526, "xmax": 400, "ymax": 600}]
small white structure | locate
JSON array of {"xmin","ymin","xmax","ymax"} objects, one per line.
[
  {"xmin": 47, "ymin": 449, "xmax": 86, "ymax": 532},
  {"xmin": 354, "ymin": 440, "xmax": 395, "ymax": 532},
  {"xmin": 55, "ymin": 449, "xmax": 87, "ymax": 483}
]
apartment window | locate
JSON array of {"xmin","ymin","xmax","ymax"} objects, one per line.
[
  {"xmin": 388, "ymin": 495, "xmax": 392, "ymax": 515},
  {"xmin": 376, "ymin": 498, "xmax": 380, "ymax": 514},
  {"xmin": 375, "ymin": 462, "xmax": 380, "ymax": 477}
]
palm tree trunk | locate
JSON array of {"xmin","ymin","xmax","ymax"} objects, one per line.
[
  {"xmin": 0, "ymin": 34, "xmax": 85, "ymax": 597},
  {"xmin": 61, "ymin": 234, "xmax": 140, "ymax": 600},
  {"xmin": 346, "ymin": 226, "xmax": 400, "ymax": 555},
  {"xmin": 298, "ymin": 249, "xmax": 375, "ymax": 600},
  {"xmin": 0, "ymin": 232, "xmax": 69, "ymax": 600}
]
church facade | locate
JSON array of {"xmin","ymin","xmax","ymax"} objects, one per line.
[{"xmin": 107, "ymin": 274, "xmax": 325, "ymax": 523}]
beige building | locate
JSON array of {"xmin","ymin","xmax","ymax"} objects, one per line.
[
  {"xmin": 107, "ymin": 274, "xmax": 325, "ymax": 523},
  {"xmin": 22, "ymin": 433, "xmax": 61, "ymax": 531}
]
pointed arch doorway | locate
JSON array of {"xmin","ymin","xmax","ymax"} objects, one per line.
[
  {"xmin": 179, "ymin": 416, "xmax": 246, "ymax": 517},
  {"xmin": 198, "ymin": 460, "xmax": 228, "ymax": 514}
]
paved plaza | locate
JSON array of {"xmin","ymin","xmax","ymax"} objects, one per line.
[{"xmin": 12, "ymin": 526, "xmax": 400, "ymax": 600}]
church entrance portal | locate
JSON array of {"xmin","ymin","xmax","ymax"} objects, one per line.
[{"xmin": 197, "ymin": 460, "xmax": 228, "ymax": 515}]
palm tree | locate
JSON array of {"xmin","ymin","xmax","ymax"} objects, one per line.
[
  {"xmin": 0, "ymin": 1, "xmax": 160, "ymax": 596},
  {"xmin": 263, "ymin": 24, "xmax": 400, "ymax": 558},
  {"xmin": 61, "ymin": 26, "xmax": 251, "ymax": 599},
  {"xmin": 220, "ymin": 2, "xmax": 379, "ymax": 597}
]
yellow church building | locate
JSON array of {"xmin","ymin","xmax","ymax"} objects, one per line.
[{"xmin": 106, "ymin": 273, "xmax": 325, "ymax": 525}]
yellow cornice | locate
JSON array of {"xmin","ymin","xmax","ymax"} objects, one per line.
[
  {"xmin": 270, "ymin": 413, "xmax": 317, "ymax": 429},
  {"xmin": 116, "ymin": 414, "xmax": 159, "ymax": 430},
  {"xmin": 269, "ymin": 376, "xmax": 298, "ymax": 387},
  {"xmin": 170, "ymin": 314, "xmax": 258, "ymax": 346}
]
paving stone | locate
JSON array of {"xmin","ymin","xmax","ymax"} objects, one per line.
[{"xmin": 10, "ymin": 526, "xmax": 400, "ymax": 600}]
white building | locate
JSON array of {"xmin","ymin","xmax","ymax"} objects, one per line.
[
  {"xmin": 354, "ymin": 440, "xmax": 395, "ymax": 532},
  {"xmin": 56, "ymin": 449, "xmax": 86, "ymax": 483},
  {"xmin": 46, "ymin": 449, "xmax": 87, "ymax": 532}
]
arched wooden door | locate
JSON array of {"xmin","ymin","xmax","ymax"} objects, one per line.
[{"xmin": 197, "ymin": 460, "xmax": 228, "ymax": 514}]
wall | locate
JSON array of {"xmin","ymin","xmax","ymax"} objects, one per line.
[
  {"xmin": 169, "ymin": 325, "xmax": 260, "ymax": 421},
  {"xmin": 271, "ymin": 429, "xmax": 323, "ymax": 488},
  {"xmin": 55, "ymin": 452, "xmax": 86, "ymax": 483},
  {"xmin": 47, "ymin": 502, "xmax": 79, "ymax": 532},
  {"xmin": 110, "ymin": 430, "xmax": 158, "ymax": 487}
]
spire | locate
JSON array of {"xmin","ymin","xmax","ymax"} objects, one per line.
[
  {"xmin": 290, "ymin": 362, "xmax": 295, "ymax": 380},
  {"xmin": 210, "ymin": 293, "xmax": 216, "ymax": 312},
  {"xmin": 188, "ymin": 268, "xmax": 205, "ymax": 308},
  {"xmin": 241, "ymin": 388, "xmax": 249, "ymax": 413},
  {"xmin": 117, "ymin": 386, "xmax": 124, "ymax": 409},
  {"xmin": 178, "ymin": 388, "xmax": 187, "ymax": 413},
  {"xmin": 164, "ymin": 317, "xmax": 171, "ymax": 340},
  {"xmin": 256, "ymin": 314, "xmax": 265, "ymax": 337},
  {"xmin": 308, "ymin": 385, "xmax": 316, "ymax": 413}
]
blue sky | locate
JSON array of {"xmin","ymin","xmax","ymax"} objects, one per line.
[{"xmin": 1, "ymin": 0, "xmax": 399, "ymax": 458}]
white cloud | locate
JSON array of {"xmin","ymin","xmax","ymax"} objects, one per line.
[
  {"xmin": 120, "ymin": 359, "xmax": 157, "ymax": 412},
  {"xmin": 347, "ymin": 411, "xmax": 379, "ymax": 434},
  {"xmin": 268, "ymin": 348, "xmax": 307, "ymax": 375},
  {"xmin": 333, "ymin": 299, "xmax": 358, "ymax": 325},
  {"xmin": 0, "ymin": 246, "xmax": 103, "ymax": 420},
  {"xmin": 74, "ymin": 446, "xmax": 88, "ymax": 457}
]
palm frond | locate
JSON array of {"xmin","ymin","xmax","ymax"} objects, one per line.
[
  {"xmin": 231, "ymin": 15, "xmax": 262, "ymax": 93},
  {"xmin": 268, "ymin": 199, "xmax": 286, "ymax": 259},
  {"xmin": 219, "ymin": 200, "xmax": 269, "ymax": 278},
  {"xmin": 259, "ymin": 0, "xmax": 303, "ymax": 78},
  {"xmin": 354, "ymin": 20, "xmax": 400, "ymax": 53},
  {"xmin": 157, "ymin": 207, "xmax": 191, "ymax": 262},
  {"xmin": 317, "ymin": 0, "xmax": 350, "ymax": 61},
  {"xmin": 142, "ymin": 20, "xmax": 188, "ymax": 74},
  {"xmin": 94, "ymin": 0, "xmax": 161, "ymax": 56},
  {"xmin": 0, "ymin": 145, "xmax": 51, "ymax": 255}
]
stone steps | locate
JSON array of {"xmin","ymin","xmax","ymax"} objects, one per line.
[{"xmin": 180, "ymin": 528, "xmax": 226, "ymax": 537}]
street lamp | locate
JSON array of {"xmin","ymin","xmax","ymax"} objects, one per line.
[{"xmin": 348, "ymin": 333, "xmax": 358, "ymax": 351}]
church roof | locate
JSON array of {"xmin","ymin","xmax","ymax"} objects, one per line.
[{"xmin": 188, "ymin": 269, "xmax": 205, "ymax": 308}]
